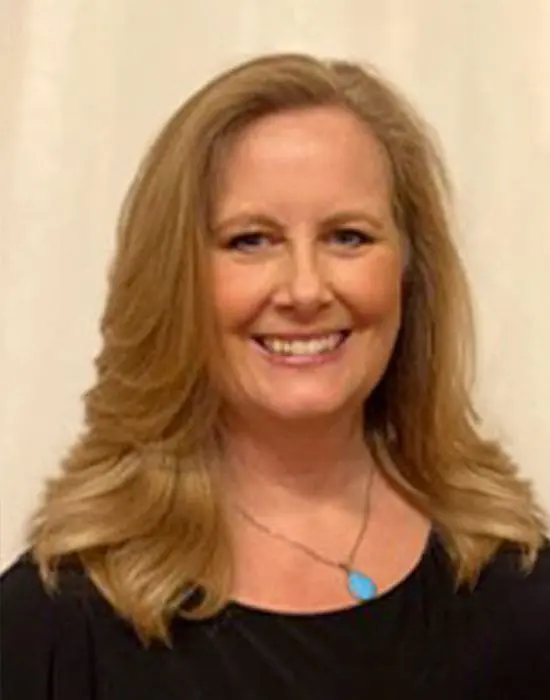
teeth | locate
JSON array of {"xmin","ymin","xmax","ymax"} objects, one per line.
[{"xmin": 260, "ymin": 333, "xmax": 344, "ymax": 356}]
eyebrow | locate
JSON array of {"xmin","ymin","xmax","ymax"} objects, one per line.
[
  {"xmin": 324, "ymin": 210, "xmax": 385, "ymax": 231},
  {"xmin": 213, "ymin": 209, "xmax": 385, "ymax": 234},
  {"xmin": 213, "ymin": 213, "xmax": 278, "ymax": 234}
]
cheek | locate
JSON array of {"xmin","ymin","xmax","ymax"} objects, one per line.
[
  {"xmin": 340, "ymin": 251, "xmax": 404, "ymax": 321},
  {"xmin": 212, "ymin": 260, "xmax": 271, "ymax": 330}
]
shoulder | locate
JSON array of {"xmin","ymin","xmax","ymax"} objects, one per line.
[
  {"xmin": 428, "ymin": 540, "xmax": 550, "ymax": 695},
  {"xmin": 1, "ymin": 549, "xmax": 93, "ymax": 626},
  {"xmin": 1, "ymin": 552, "xmax": 96, "ymax": 700},
  {"xmin": 477, "ymin": 539, "xmax": 550, "ymax": 595},
  {"xmin": 473, "ymin": 541, "xmax": 550, "ymax": 658}
]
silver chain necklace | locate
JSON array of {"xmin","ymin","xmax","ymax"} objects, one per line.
[{"xmin": 234, "ymin": 467, "xmax": 378, "ymax": 602}]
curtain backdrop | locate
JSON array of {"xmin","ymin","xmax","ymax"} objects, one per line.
[{"xmin": 2, "ymin": 0, "xmax": 549, "ymax": 567}]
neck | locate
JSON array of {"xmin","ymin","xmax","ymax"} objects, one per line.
[{"xmin": 219, "ymin": 409, "xmax": 375, "ymax": 515}]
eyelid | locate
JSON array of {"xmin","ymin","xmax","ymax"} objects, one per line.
[
  {"xmin": 224, "ymin": 230, "xmax": 273, "ymax": 251},
  {"xmin": 328, "ymin": 227, "xmax": 376, "ymax": 243},
  {"xmin": 222, "ymin": 226, "xmax": 376, "ymax": 251}
]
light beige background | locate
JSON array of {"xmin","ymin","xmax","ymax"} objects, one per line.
[{"xmin": 2, "ymin": 1, "xmax": 549, "ymax": 569}]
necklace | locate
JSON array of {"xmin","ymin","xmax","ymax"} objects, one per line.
[{"xmin": 234, "ymin": 467, "xmax": 378, "ymax": 602}]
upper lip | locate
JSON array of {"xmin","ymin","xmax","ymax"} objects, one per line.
[{"xmin": 253, "ymin": 330, "xmax": 351, "ymax": 340}]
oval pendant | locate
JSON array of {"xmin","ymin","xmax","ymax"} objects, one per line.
[{"xmin": 347, "ymin": 570, "xmax": 377, "ymax": 601}]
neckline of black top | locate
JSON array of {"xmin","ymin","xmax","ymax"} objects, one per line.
[{"xmin": 226, "ymin": 527, "xmax": 440, "ymax": 621}]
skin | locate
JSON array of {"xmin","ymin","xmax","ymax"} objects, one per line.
[
  {"xmin": 212, "ymin": 106, "xmax": 404, "ymax": 426},
  {"xmin": 210, "ymin": 106, "xmax": 429, "ymax": 612}
]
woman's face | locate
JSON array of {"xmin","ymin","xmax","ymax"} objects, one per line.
[{"xmin": 210, "ymin": 106, "xmax": 404, "ymax": 424}]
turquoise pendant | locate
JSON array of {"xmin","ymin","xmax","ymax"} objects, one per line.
[{"xmin": 346, "ymin": 569, "xmax": 377, "ymax": 601}]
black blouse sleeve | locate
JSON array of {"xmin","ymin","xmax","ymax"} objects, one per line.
[{"xmin": 1, "ymin": 555, "xmax": 95, "ymax": 700}]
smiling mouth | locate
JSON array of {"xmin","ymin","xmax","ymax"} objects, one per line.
[{"xmin": 252, "ymin": 331, "xmax": 351, "ymax": 357}]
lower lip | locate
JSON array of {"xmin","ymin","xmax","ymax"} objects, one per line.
[{"xmin": 252, "ymin": 335, "xmax": 349, "ymax": 367}]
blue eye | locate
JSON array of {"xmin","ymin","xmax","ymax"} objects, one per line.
[
  {"xmin": 330, "ymin": 228, "xmax": 374, "ymax": 247},
  {"xmin": 226, "ymin": 232, "xmax": 271, "ymax": 252}
]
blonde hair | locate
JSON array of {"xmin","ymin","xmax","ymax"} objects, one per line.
[{"xmin": 29, "ymin": 53, "xmax": 547, "ymax": 644}]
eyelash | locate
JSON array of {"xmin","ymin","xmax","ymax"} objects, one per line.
[
  {"xmin": 330, "ymin": 228, "xmax": 375, "ymax": 247},
  {"xmin": 225, "ymin": 229, "xmax": 375, "ymax": 252},
  {"xmin": 226, "ymin": 232, "xmax": 270, "ymax": 252}
]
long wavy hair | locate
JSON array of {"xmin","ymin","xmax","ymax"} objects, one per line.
[{"xmin": 29, "ymin": 53, "xmax": 547, "ymax": 644}]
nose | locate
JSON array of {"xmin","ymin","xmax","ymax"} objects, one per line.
[{"xmin": 273, "ymin": 239, "xmax": 332, "ymax": 315}]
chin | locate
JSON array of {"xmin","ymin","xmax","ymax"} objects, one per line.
[{"xmin": 258, "ymin": 393, "xmax": 354, "ymax": 422}]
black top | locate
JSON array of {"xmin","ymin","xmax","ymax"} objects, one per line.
[{"xmin": 2, "ymin": 534, "xmax": 550, "ymax": 700}]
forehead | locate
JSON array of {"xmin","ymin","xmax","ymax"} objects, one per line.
[{"xmin": 214, "ymin": 106, "xmax": 393, "ymax": 220}]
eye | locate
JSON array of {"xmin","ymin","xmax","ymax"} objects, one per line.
[
  {"xmin": 225, "ymin": 232, "xmax": 272, "ymax": 253},
  {"xmin": 329, "ymin": 228, "xmax": 375, "ymax": 248}
]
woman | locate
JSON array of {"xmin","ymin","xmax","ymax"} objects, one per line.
[{"xmin": 1, "ymin": 53, "xmax": 549, "ymax": 699}]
